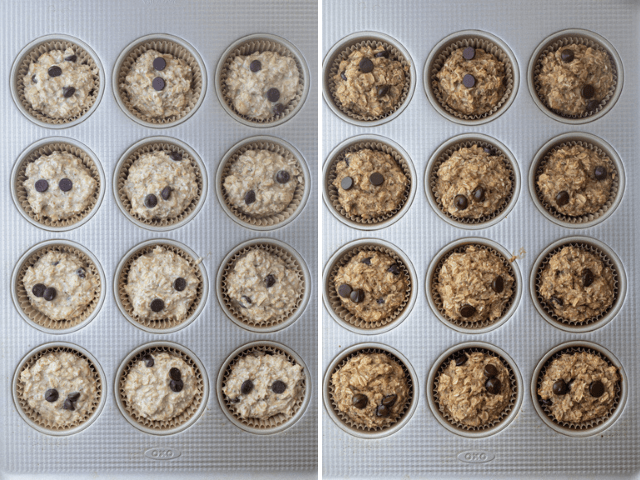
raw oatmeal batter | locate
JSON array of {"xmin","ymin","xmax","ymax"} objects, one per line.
[
  {"xmin": 24, "ymin": 151, "xmax": 97, "ymax": 221},
  {"xmin": 331, "ymin": 352, "xmax": 409, "ymax": 429},
  {"xmin": 225, "ymin": 51, "xmax": 299, "ymax": 120},
  {"xmin": 333, "ymin": 149, "xmax": 408, "ymax": 220},
  {"xmin": 539, "ymin": 246, "xmax": 614, "ymax": 323},
  {"xmin": 538, "ymin": 351, "xmax": 619, "ymax": 424},
  {"xmin": 124, "ymin": 246, "xmax": 199, "ymax": 322},
  {"xmin": 223, "ymin": 149, "xmax": 301, "ymax": 217},
  {"xmin": 223, "ymin": 351, "xmax": 304, "ymax": 420},
  {"xmin": 123, "ymin": 352, "xmax": 196, "ymax": 421},
  {"xmin": 436, "ymin": 245, "xmax": 514, "ymax": 323},
  {"xmin": 333, "ymin": 45, "xmax": 407, "ymax": 117},
  {"xmin": 436, "ymin": 351, "xmax": 511, "ymax": 427},
  {"xmin": 23, "ymin": 251, "xmax": 98, "ymax": 321},
  {"xmin": 20, "ymin": 351, "xmax": 98, "ymax": 427},
  {"xmin": 334, "ymin": 250, "xmax": 407, "ymax": 323},
  {"xmin": 435, "ymin": 145, "xmax": 512, "ymax": 219},
  {"xmin": 23, "ymin": 48, "xmax": 97, "ymax": 119}
]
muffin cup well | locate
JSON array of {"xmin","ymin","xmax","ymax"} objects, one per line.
[
  {"xmin": 426, "ymin": 238, "xmax": 522, "ymax": 334},
  {"xmin": 323, "ymin": 343, "xmax": 418, "ymax": 439},
  {"xmin": 115, "ymin": 342, "xmax": 208, "ymax": 435},
  {"xmin": 114, "ymin": 136, "xmax": 207, "ymax": 231},
  {"xmin": 13, "ymin": 342, "xmax": 106, "ymax": 436},
  {"xmin": 216, "ymin": 34, "xmax": 310, "ymax": 128},
  {"xmin": 427, "ymin": 342, "xmax": 522, "ymax": 438},
  {"xmin": 528, "ymin": 29, "xmax": 623, "ymax": 124},
  {"xmin": 323, "ymin": 135, "xmax": 416, "ymax": 230},
  {"xmin": 216, "ymin": 239, "xmax": 310, "ymax": 333},
  {"xmin": 11, "ymin": 240, "xmax": 105, "ymax": 334},
  {"xmin": 529, "ymin": 132, "xmax": 625, "ymax": 229},
  {"xmin": 114, "ymin": 239, "xmax": 208, "ymax": 334},
  {"xmin": 12, "ymin": 137, "xmax": 105, "ymax": 232},
  {"xmin": 113, "ymin": 34, "xmax": 207, "ymax": 128},
  {"xmin": 10, "ymin": 34, "xmax": 105, "ymax": 128},
  {"xmin": 530, "ymin": 237, "xmax": 626, "ymax": 333},
  {"xmin": 531, "ymin": 341, "xmax": 627, "ymax": 437},
  {"xmin": 216, "ymin": 341, "xmax": 310, "ymax": 435},
  {"xmin": 216, "ymin": 136, "xmax": 310, "ymax": 231},
  {"xmin": 323, "ymin": 239, "xmax": 417, "ymax": 335},
  {"xmin": 323, "ymin": 32, "xmax": 416, "ymax": 127},
  {"xmin": 425, "ymin": 133, "xmax": 520, "ymax": 230},
  {"xmin": 424, "ymin": 30, "xmax": 519, "ymax": 125}
]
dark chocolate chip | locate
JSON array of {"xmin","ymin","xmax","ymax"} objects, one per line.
[
  {"xmin": 43, "ymin": 287, "xmax": 56, "ymax": 301},
  {"xmin": 169, "ymin": 379, "xmax": 184, "ymax": 392},
  {"xmin": 460, "ymin": 304, "xmax": 476, "ymax": 318},
  {"xmin": 240, "ymin": 295, "xmax": 252, "ymax": 307},
  {"xmin": 454, "ymin": 194, "xmax": 468, "ymax": 210},
  {"xmin": 340, "ymin": 176, "xmax": 353, "ymax": 190},
  {"xmin": 142, "ymin": 354, "xmax": 154, "ymax": 367},
  {"xmin": 374, "ymin": 50, "xmax": 389, "ymax": 58},
  {"xmin": 462, "ymin": 46, "xmax": 475, "ymax": 60},
  {"xmin": 35, "ymin": 179, "xmax": 49, "ymax": 193},
  {"xmin": 485, "ymin": 377, "xmax": 501, "ymax": 395},
  {"xmin": 62, "ymin": 86, "xmax": 75, "ymax": 98},
  {"xmin": 63, "ymin": 398, "xmax": 75, "ymax": 411},
  {"xmin": 455, "ymin": 355, "xmax": 468, "ymax": 366},
  {"xmin": 32, "ymin": 74, "xmax": 37, "ymax": 83},
  {"xmin": 169, "ymin": 151, "xmax": 182, "ymax": 161},
  {"xmin": 250, "ymin": 60, "xmax": 262, "ymax": 72},
  {"xmin": 560, "ymin": 49, "xmax": 574, "ymax": 63},
  {"xmin": 67, "ymin": 392, "xmax": 80, "ymax": 402},
  {"xmin": 266, "ymin": 88, "xmax": 280, "ymax": 102},
  {"xmin": 244, "ymin": 190, "xmax": 256, "ymax": 204},
  {"xmin": 586, "ymin": 99, "xmax": 599, "ymax": 112},
  {"xmin": 359, "ymin": 58, "xmax": 374, "ymax": 73},
  {"xmin": 150, "ymin": 298, "xmax": 164, "ymax": 312},
  {"xmin": 48, "ymin": 66, "xmax": 62, "ymax": 77},
  {"xmin": 59, "ymin": 178, "xmax": 72, "ymax": 192},
  {"xmin": 152, "ymin": 77, "xmax": 165, "ymax": 91},
  {"xmin": 382, "ymin": 394, "xmax": 397, "ymax": 407},
  {"xmin": 492, "ymin": 275, "xmax": 504, "ymax": 293},
  {"xmin": 553, "ymin": 379, "xmax": 568, "ymax": 395},
  {"xmin": 462, "ymin": 74, "xmax": 475, "ymax": 88},
  {"xmin": 145, "ymin": 194, "xmax": 158, "ymax": 208},
  {"xmin": 265, "ymin": 274, "xmax": 276, "ymax": 288},
  {"xmin": 76, "ymin": 268, "xmax": 86, "ymax": 279},
  {"xmin": 169, "ymin": 368, "xmax": 181, "ymax": 381},
  {"xmin": 550, "ymin": 296, "xmax": 564, "ymax": 307},
  {"xmin": 472, "ymin": 186, "xmax": 485, "ymax": 202},
  {"xmin": 377, "ymin": 85, "xmax": 390, "ymax": 97},
  {"xmin": 152, "ymin": 57, "xmax": 166, "ymax": 71},
  {"xmin": 161, "ymin": 186, "xmax": 172, "ymax": 201},
  {"xmin": 241, "ymin": 380, "xmax": 254, "ymax": 395},
  {"xmin": 32, "ymin": 284, "xmax": 46, "ymax": 297},
  {"xmin": 273, "ymin": 103, "xmax": 285, "ymax": 115},
  {"xmin": 589, "ymin": 380, "xmax": 605, "ymax": 398},
  {"xmin": 352, "ymin": 394, "xmax": 368, "ymax": 409},
  {"xmin": 338, "ymin": 284, "xmax": 352, "ymax": 298},
  {"xmin": 276, "ymin": 170, "xmax": 290, "ymax": 184},
  {"xmin": 350, "ymin": 289, "xmax": 365, "ymax": 303},
  {"xmin": 555, "ymin": 190, "xmax": 570, "ymax": 207},
  {"xmin": 44, "ymin": 388, "xmax": 59, "ymax": 403},
  {"xmin": 582, "ymin": 268, "xmax": 595, "ymax": 288},
  {"xmin": 174, "ymin": 277, "xmax": 187, "ymax": 292},
  {"xmin": 64, "ymin": 54, "xmax": 77, "ymax": 62},
  {"xmin": 271, "ymin": 380, "xmax": 287, "ymax": 394},
  {"xmin": 484, "ymin": 364, "xmax": 499, "ymax": 378},
  {"xmin": 361, "ymin": 257, "xmax": 372, "ymax": 265},
  {"xmin": 376, "ymin": 298, "xmax": 385, "ymax": 304},
  {"xmin": 594, "ymin": 165, "xmax": 607, "ymax": 181},
  {"xmin": 387, "ymin": 264, "xmax": 400, "ymax": 276},
  {"xmin": 581, "ymin": 84, "xmax": 595, "ymax": 99},
  {"xmin": 375, "ymin": 404, "xmax": 390, "ymax": 417},
  {"xmin": 340, "ymin": 71, "xmax": 347, "ymax": 80},
  {"xmin": 370, "ymin": 172, "xmax": 384, "ymax": 186}
]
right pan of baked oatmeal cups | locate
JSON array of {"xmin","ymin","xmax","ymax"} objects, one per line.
[
  {"xmin": 323, "ymin": 343, "xmax": 419, "ymax": 439},
  {"xmin": 217, "ymin": 341, "xmax": 311, "ymax": 435},
  {"xmin": 531, "ymin": 341, "xmax": 627, "ymax": 437},
  {"xmin": 115, "ymin": 341, "xmax": 209, "ymax": 435},
  {"xmin": 217, "ymin": 239, "xmax": 311, "ymax": 334},
  {"xmin": 216, "ymin": 33, "xmax": 310, "ymax": 128},
  {"xmin": 528, "ymin": 29, "xmax": 623, "ymax": 124},
  {"xmin": 216, "ymin": 136, "xmax": 310, "ymax": 231},
  {"xmin": 323, "ymin": 135, "xmax": 416, "ymax": 230},
  {"xmin": 323, "ymin": 31, "xmax": 416, "ymax": 127},
  {"xmin": 427, "ymin": 342, "xmax": 523, "ymax": 438},
  {"xmin": 425, "ymin": 133, "xmax": 520, "ymax": 229},
  {"xmin": 424, "ymin": 30, "xmax": 519, "ymax": 125},
  {"xmin": 530, "ymin": 237, "xmax": 626, "ymax": 333},
  {"xmin": 323, "ymin": 239, "xmax": 418, "ymax": 335},
  {"xmin": 114, "ymin": 239, "xmax": 208, "ymax": 334},
  {"xmin": 426, "ymin": 238, "xmax": 522, "ymax": 334}
]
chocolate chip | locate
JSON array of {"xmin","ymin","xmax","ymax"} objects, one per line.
[
  {"xmin": 169, "ymin": 151, "xmax": 182, "ymax": 161},
  {"xmin": 265, "ymin": 274, "xmax": 276, "ymax": 288},
  {"xmin": 44, "ymin": 389, "xmax": 58, "ymax": 402},
  {"xmin": 352, "ymin": 394, "xmax": 368, "ymax": 409},
  {"xmin": 63, "ymin": 398, "xmax": 75, "ymax": 411},
  {"xmin": 152, "ymin": 57, "xmax": 166, "ymax": 71},
  {"xmin": 152, "ymin": 77, "xmax": 165, "ymax": 91},
  {"xmin": 32, "ymin": 284, "xmax": 46, "ymax": 297},
  {"xmin": 161, "ymin": 186, "xmax": 172, "ymax": 200},
  {"xmin": 350, "ymin": 289, "xmax": 365, "ymax": 303},
  {"xmin": 67, "ymin": 392, "xmax": 80, "ymax": 402},
  {"xmin": 150, "ymin": 298, "xmax": 164, "ymax": 312},
  {"xmin": 43, "ymin": 287, "xmax": 56, "ymax": 301},
  {"xmin": 174, "ymin": 277, "xmax": 186, "ymax": 292},
  {"xmin": 550, "ymin": 296, "xmax": 564, "ymax": 307},
  {"xmin": 455, "ymin": 355, "xmax": 467, "ymax": 366},
  {"xmin": 340, "ymin": 176, "xmax": 353, "ymax": 190},
  {"xmin": 594, "ymin": 165, "xmax": 607, "ymax": 181},
  {"xmin": 32, "ymin": 74, "xmax": 37, "ymax": 83},
  {"xmin": 553, "ymin": 379, "xmax": 568, "ymax": 395},
  {"xmin": 142, "ymin": 354, "xmax": 154, "ymax": 367},
  {"xmin": 145, "ymin": 194, "xmax": 158, "ymax": 208},
  {"xmin": 387, "ymin": 264, "xmax": 400, "ymax": 276},
  {"xmin": 377, "ymin": 85, "xmax": 390, "ymax": 97},
  {"xmin": 361, "ymin": 257, "xmax": 372, "ymax": 265},
  {"xmin": 485, "ymin": 377, "xmax": 501, "ymax": 395},
  {"xmin": 169, "ymin": 379, "xmax": 184, "ymax": 392},
  {"xmin": 560, "ymin": 49, "xmax": 574, "ymax": 63},
  {"xmin": 271, "ymin": 380, "xmax": 287, "ymax": 394},
  {"xmin": 76, "ymin": 268, "xmax": 86, "ymax": 279},
  {"xmin": 240, "ymin": 295, "xmax": 252, "ymax": 307},
  {"xmin": 492, "ymin": 275, "xmax": 504, "ymax": 293},
  {"xmin": 460, "ymin": 304, "xmax": 476, "ymax": 318},
  {"xmin": 62, "ymin": 86, "xmax": 75, "ymax": 98},
  {"xmin": 462, "ymin": 46, "xmax": 475, "ymax": 60},
  {"xmin": 250, "ymin": 60, "xmax": 262, "ymax": 72},
  {"xmin": 472, "ymin": 186, "xmax": 485, "ymax": 202},
  {"xmin": 241, "ymin": 380, "xmax": 254, "ymax": 394},
  {"xmin": 462, "ymin": 74, "xmax": 475, "ymax": 88},
  {"xmin": 589, "ymin": 380, "xmax": 605, "ymax": 398},
  {"xmin": 266, "ymin": 88, "xmax": 280, "ymax": 102},
  {"xmin": 586, "ymin": 99, "xmax": 599, "ymax": 112},
  {"xmin": 454, "ymin": 194, "xmax": 469, "ymax": 210},
  {"xmin": 374, "ymin": 50, "xmax": 389, "ymax": 58},
  {"xmin": 48, "ymin": 66, "xmax": 62, "ymax": 77},
  {"xmin": 370, "ymin": 172, "xmax": 384, "ymax": 186},
  {"xmin": 340, "ymin": 71, "xmax": 347, "ymax": 80},
  {"xmin": 484, "ymin": 364, "xmax": 499, "ymax": 378},
  {"xmin": 273, "ymin": 103, "xmax": 285, "ymax": 115},
  {"xmin": 169, "ymin": 368, "xmax": 181, "ymax": 381},
  {"xmin": 244, "ymin": 190, "xmax": 256, "ymax": 204},
  {"xmin": 359, "ymin": 58, "xmax": 374, "ymax": 73},
  {"xmin": 59, "ymin": 178, "xmax": 72, "ymax": 192},
  {"xmin": 555, "ymin": 190, "xmax": 570, "ymax": 207},
  {"xmin": 582, "ymin": 268, "xmax": 595, "ymax": 287},
  {"xmin": 376, "ymin": 298, "xmax": 385, "ymax": 304},
  {"xmin": 375, "ymin": 404, "xmax": 390, "ymax": 417},
  {"xmin": 276, "ymin": 170, "xmax": 290, "ymax": 184},
  {"xmin": 581, "ymin": 84, "xmax": 595, "ymax": 99},
  {"xmin": 382, "ymin": 394, "xmax": 397, "ymax": 407},
  {"xmin": 35, "ymin": 179, "xmax": 49, "ymax": 192},
  {"xmin": 338, "ymin": 284, "xmax": 352, "ymax": 298},
  {"xmin": 64, "ymin": 54, "xmax": 77, "ymax": 62}
]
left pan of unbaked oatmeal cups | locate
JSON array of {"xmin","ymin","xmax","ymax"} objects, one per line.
[
  {"xmin": 115, "ymin": 342, "xmax": 209, "ymax": 435},
  {"xmin": 217, "ymin": 341, "xmax": 310, "ymax": 435},
  {"xmin": 11, "ymin": 34, "xmax": 105, "ymax": 128}
]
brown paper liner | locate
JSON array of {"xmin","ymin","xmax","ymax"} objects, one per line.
[
  {"xmin": 16, "ymin": 244, "xmax": 102, "ymax": 330},
  {"xmin": 220, "ymin": 140, "xmax": 306, "ymax": 227},
  {"xmin": 429, "ymin": 36, "xmax": 515, "ymax": 121},
  {"xmin": 16, "ymin": 346, "xmax": 103, "ymax": 431},
  {"xmin": 220, "ymin": 40, "xmax": 305, "ymax": 124},
  {"xmin": 117, "ymin": 243, "xmax": 204, "ymax": 330},
  {"xmin": 220, "ymin": 244, "xmax": 305, "ymax": 328},
  {"xmin": 534, "ymin": 140, "xmax": 620, "ymax": 225},
  {"xmin": 116, "ymin": 142, "xmax": 204, "ymax": 227},
  {"xmin": 118, "ymin": 345, "xmax": 205, "ymax": 430},
  {"xmin": 327, "ymin": 244, "xmax": 412, "ymax": 330},
  {"xmin": 328, "ymin": 348, "xmax": 414, "ymax": 433},
  {"xmin": 430, "ymin": 243, "xmax": 517, "ymax": 330},
  {"xmin": 16, "ymin": 143, "xmax": 101, "ymax": 228},
  {"xmin": 532, "ymin": 35, "xmax": 618, "ymax": 120},
  {"xmin": 328, "ymin": 38, "xmax": 412, "ymax": 122},
  {"xmin": 535, "ymin": 346, "xmax": 621, "ymax": 430},
  {"xmin": 221, "ymin": 344, "xmax": 306, "ymax": 430},
  {"xmin": 116, "ymin": 38, "xmax": 203, "ymax": 125},
  {"xmin": 327, "ymin": 140, "xmax": 412, "ymax": 226},
  {"xmin": 15, "ymin": 39, "xmax": 101, "ymax": 125},
  {"xmin": 428, "ymin": 140, "xmax": 516, "ymax": 225},
  {"xmin": 432, "ymin": 346, "xmax": 518, "ymax": 432},
  {"xmin": 534, "ymin": 241, "xmax": 619, "ymax": 327}
]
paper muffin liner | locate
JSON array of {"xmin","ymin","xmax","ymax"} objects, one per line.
[
  {"xmin": 115, "ymin": 35, "xmax": 205, "ymax": 127},
  {"xmin": 116, "ymin": 242, "xmax": 205, "ymax": 331},
  {"xmin": 13, "ymin": 36, "xmax": 102, "ymax": 126},
  {"xmin": 15, "ymin": 243, "xmax": 103, "ymax": 331},
  {"xmin": 218, "ymin": 138, "xmax": 307, "ymax": 229},
  {"xmin": 15, "ymin": 345, "xmax": 103, "ymax": 433},
  {"xmin": 219, "ymin": 344, "xmax": 307, "ymax": 431},
  {"xmin": 117, "ymin": 344, "xmax": 206, "ymax": 432},
  {"xmin": 218, "ymin": 36, "xmax": 307, "ymax": 126},
  {"xmin": 115, "ymin": 140, "xmax": 205, "ymax": 229}
]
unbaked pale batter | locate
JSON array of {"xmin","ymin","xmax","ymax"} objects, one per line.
[
  {"xmin": 223, "ymin": 351, "xmax": 304, "ymax": 420},
  {"xmin": 331, "ymin": 352, "xmax": 409, "ymax": 429},
  {"xmin": 538, "ymin": 351, "xmax": 619, "ymax": 424},
  {"xmin": 539, "ymin": 246, "xmax": 614, "ymax": 323}
]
